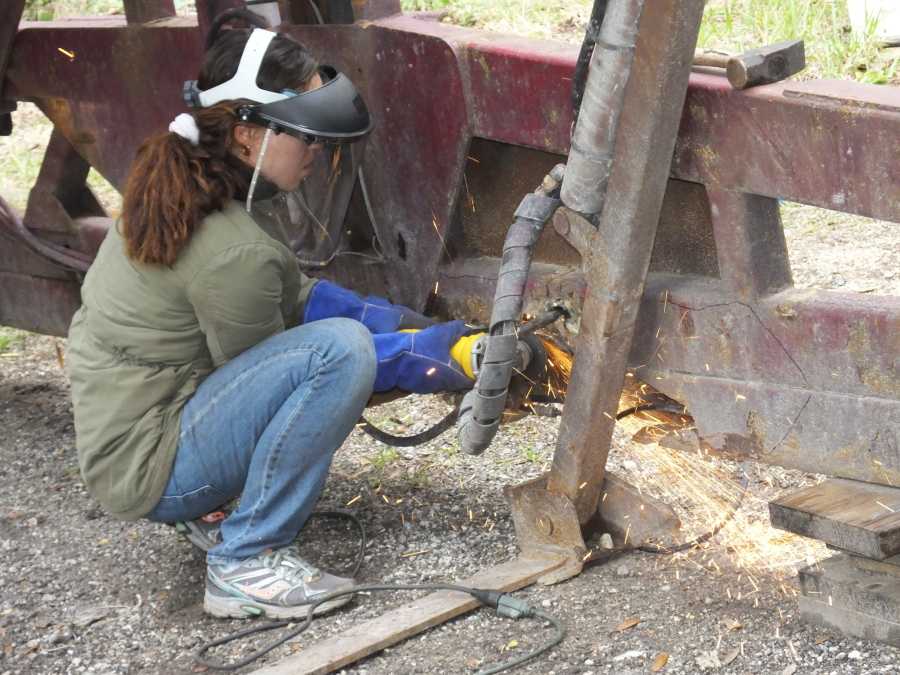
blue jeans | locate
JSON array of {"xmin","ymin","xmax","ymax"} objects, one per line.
[{"xmin": 146, "ymin": 318, "xmax": 376, "ymax": 564}]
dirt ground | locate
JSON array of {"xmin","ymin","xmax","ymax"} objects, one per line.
[{"xmin": 1, "ymin": 191, "xmax": 899, "ymax": 675}]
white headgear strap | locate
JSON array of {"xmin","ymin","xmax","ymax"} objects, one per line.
[
  {"xmin": 198, "ymin": 29, "xmax": 291, "ymax": 107},
  {"xmin": 168, "ymin": 113, "xmax": 200, "ymax": 145}
]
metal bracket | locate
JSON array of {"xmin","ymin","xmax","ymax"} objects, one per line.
[
  {"xmin": 551, "ymin": 206, "xmax": 597, "ymax": 257},
  {"xmin": 504, "ymin": 474, "xmax": 587, "ymax": 585}
]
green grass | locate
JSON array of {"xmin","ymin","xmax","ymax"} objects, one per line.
[
  {"xmin": 369, "ymin": 446, "xmax": 401, "ymax": 472},
  {"xmin": 402, "ymin": 0, "xmax": 898, "ymax": 83},
  {"xmin": 0, "ymin": 327, "xmax": 26, "ymax": 353},
  {"xmin": 402, "ymin": 0, "xmax": 589, "ymax": 41},
  {"xmin": 699, "ymin": 0, "xmax": 897, "ymax": 84},
  {"xmin": 520, "ymin": 445, "xmax": 543, "ymax": 464},
  {"xmin": 25, "ymin": 0, "xmax": 121, "ymax": 19},
  {"xmin": 23, "ymin": 0, "xmax": 196, "ymax": 20}
]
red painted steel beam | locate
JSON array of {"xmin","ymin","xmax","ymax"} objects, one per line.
[
  {"xmin": 632, "ymin": 274, "xmax": 900, "ymax": 486},
  {"xmin": 0, "ymin": 270, "xmax": 81, "ymax": 336},
  {"xmin": 6, "ymin": 16, "xmax": 899, "ymax": 228},
  {"xmin": 436, "ymin": 259, "xmax": 900, "ymax": 487},
  {"xmin": 5, "ymin": 18, "xmax": 202, "ymax": 188},
  {"xmin": 367, "ymin": 16, "xmax": 900, "ymax": 223}
]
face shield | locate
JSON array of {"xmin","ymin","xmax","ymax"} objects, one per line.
[
  {"xmin": 183, "ymin": 29, "xmax": 372, "ymax": 211},
  {"xmin": 237, "ymin": 65, "xmax": 371, "ymax": 145}
]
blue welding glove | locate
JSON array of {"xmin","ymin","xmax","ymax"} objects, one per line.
[
  {"xmin": 372, "ymin": 321, "xmax": 474, "ymax": 394},
  {"xmin": 303, "ymin": 280, "xmax": 434, "ymax": 333}
]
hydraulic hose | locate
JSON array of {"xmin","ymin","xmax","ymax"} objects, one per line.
[
  {"xmin": 571, "ymin": 0, "xmax": 609, "ymax": 130},
  {"xmin": 457, "ymin": 165, "xmax": 564, "ymax": 455},
  {"xmin": 561, "ymin": 0, "xmax": 645, "ymax": 217}
]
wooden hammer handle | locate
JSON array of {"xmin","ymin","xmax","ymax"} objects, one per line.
[{"xmin": 693, "ymin": 49, "xmax": 731, "ymax": 69}]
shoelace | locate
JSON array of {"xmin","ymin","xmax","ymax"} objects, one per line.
[{"xmin": 262, "ymin": 547, "xmax": 321, "ymax": 583}]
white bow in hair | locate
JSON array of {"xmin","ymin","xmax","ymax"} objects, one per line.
[{"xmin": 168, "ymin": 113, "xmax": 200, "ymax": 146}]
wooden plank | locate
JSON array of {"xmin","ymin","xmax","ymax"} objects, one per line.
[
  {"xmin": 250, "ymin": 555, "xmax": 566, "ymax": 675},
  {"xmin": 798, "ymin": 554, "xmax": 900, "ymax": 648},
  {"xmin": 769, "ymin": 478, "xmax": 900, "ymax": 559}
]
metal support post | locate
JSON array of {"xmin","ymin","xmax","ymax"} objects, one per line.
[{"xmin": 547, "ymin": 0, "xmax": 707, "ymax": 523}]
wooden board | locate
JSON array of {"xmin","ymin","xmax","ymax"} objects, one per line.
[
  {"xmin": 250, "ymin": 555, "xmax": 566, "ymax": 675},
  {"xmin": 769, "ymin": 478, "xmax": 900, "ymax": 559}
]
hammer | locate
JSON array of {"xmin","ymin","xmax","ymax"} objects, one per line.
[{"xmin": 693, "ymin": 39, "xmax": 806, "ymax": 89}]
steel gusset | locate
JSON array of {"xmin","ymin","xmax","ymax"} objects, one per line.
[
  {"xmin": 457, "ymin": 166, "xmax": 565, "ymax": 456},
  {"xmin": 0, "ymin": 194, "xmax": 91, "ymax": 272},
  {"xmin": 561, "ymin": 0, "xmax": 645, "ymax": 219}
]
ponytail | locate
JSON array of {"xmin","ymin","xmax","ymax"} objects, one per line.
[{"xmin": 121, "ymin": 104, "xmax": 247, "ymax": 265}]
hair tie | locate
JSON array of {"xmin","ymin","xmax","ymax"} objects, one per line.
[{"xmin": 168, "ymin": 113, "xmax": 200, "ymax": 146}]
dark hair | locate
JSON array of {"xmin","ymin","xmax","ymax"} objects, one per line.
[{"xmin": 121, "ymin": 24, "xmax": 319, "ymax": 265}]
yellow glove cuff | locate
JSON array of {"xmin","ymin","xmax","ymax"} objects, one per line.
[{"xmin": 450, "ymin": 333, "xmax": 484, "ymax": 380}]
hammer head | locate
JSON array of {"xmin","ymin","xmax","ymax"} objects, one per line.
[{"xmin": 727, "ymin": 39, "xmax": 806, "ymax": 89}]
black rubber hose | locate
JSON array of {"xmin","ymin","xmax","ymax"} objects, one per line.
[
  {"xmin": 457, "ymin": 166, "xmax": 565, "ymax": 455},
  {"xmin": 561, "ymin": 0, "xmax": 646, "ymax": 217},
  {"xmin": 571, "ymin": 0, "xmax": 609, "ymax": 129},
  {"xmin": 360, "ymin": 406, "xmax": 458, "ymax": 447}
]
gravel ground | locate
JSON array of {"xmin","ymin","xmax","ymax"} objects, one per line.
[{"xmin": 1, "ymin": 208, "xmax": 898, "ymax": 674}]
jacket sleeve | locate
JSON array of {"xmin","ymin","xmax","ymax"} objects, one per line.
[{"xmin": 188, "ymin": 242, "xmax": 286, "ymax": 367}]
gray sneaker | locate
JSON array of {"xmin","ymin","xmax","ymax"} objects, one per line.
[
  {"xmin": 204, "ymin": 547, "xmax": 356, "ymax": 619},
  {"xmin": 175, "ymin": 512, "xmax": 225, "ymax": 552}
]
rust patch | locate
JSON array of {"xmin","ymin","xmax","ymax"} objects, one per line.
[{"xmin": 848, "ymin": 320, "xmax": 900, "ymax": 397}]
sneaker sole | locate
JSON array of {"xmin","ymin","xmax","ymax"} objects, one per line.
[{"xmin": 203, "ymin": 588, "xmax": 353, "ymax": 620}]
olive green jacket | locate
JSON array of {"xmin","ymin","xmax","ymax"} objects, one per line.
[{"xmin": 67, "ymin": 201, "xmax": 317, "ymax": 520}]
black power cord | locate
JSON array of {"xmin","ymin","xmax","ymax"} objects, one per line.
[
  {"xmin": 197, "ymin": 581, "xmax": 565, "ymax": 673},
  {"xmin": 359, "ymin": 405, "xmax": 459, "ymax": 447},
  {"xmin": 195, "ymin": 510, "xmax": 565, "ymax": 673}
]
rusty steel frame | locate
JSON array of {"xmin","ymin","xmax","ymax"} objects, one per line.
[
  {"xmin": 546, "ymin": 0, "xmax": 706, "ymax": 526},
  {"xmin": 2, "ymin": 0, "xmax": 899, "ymax": 561}
]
